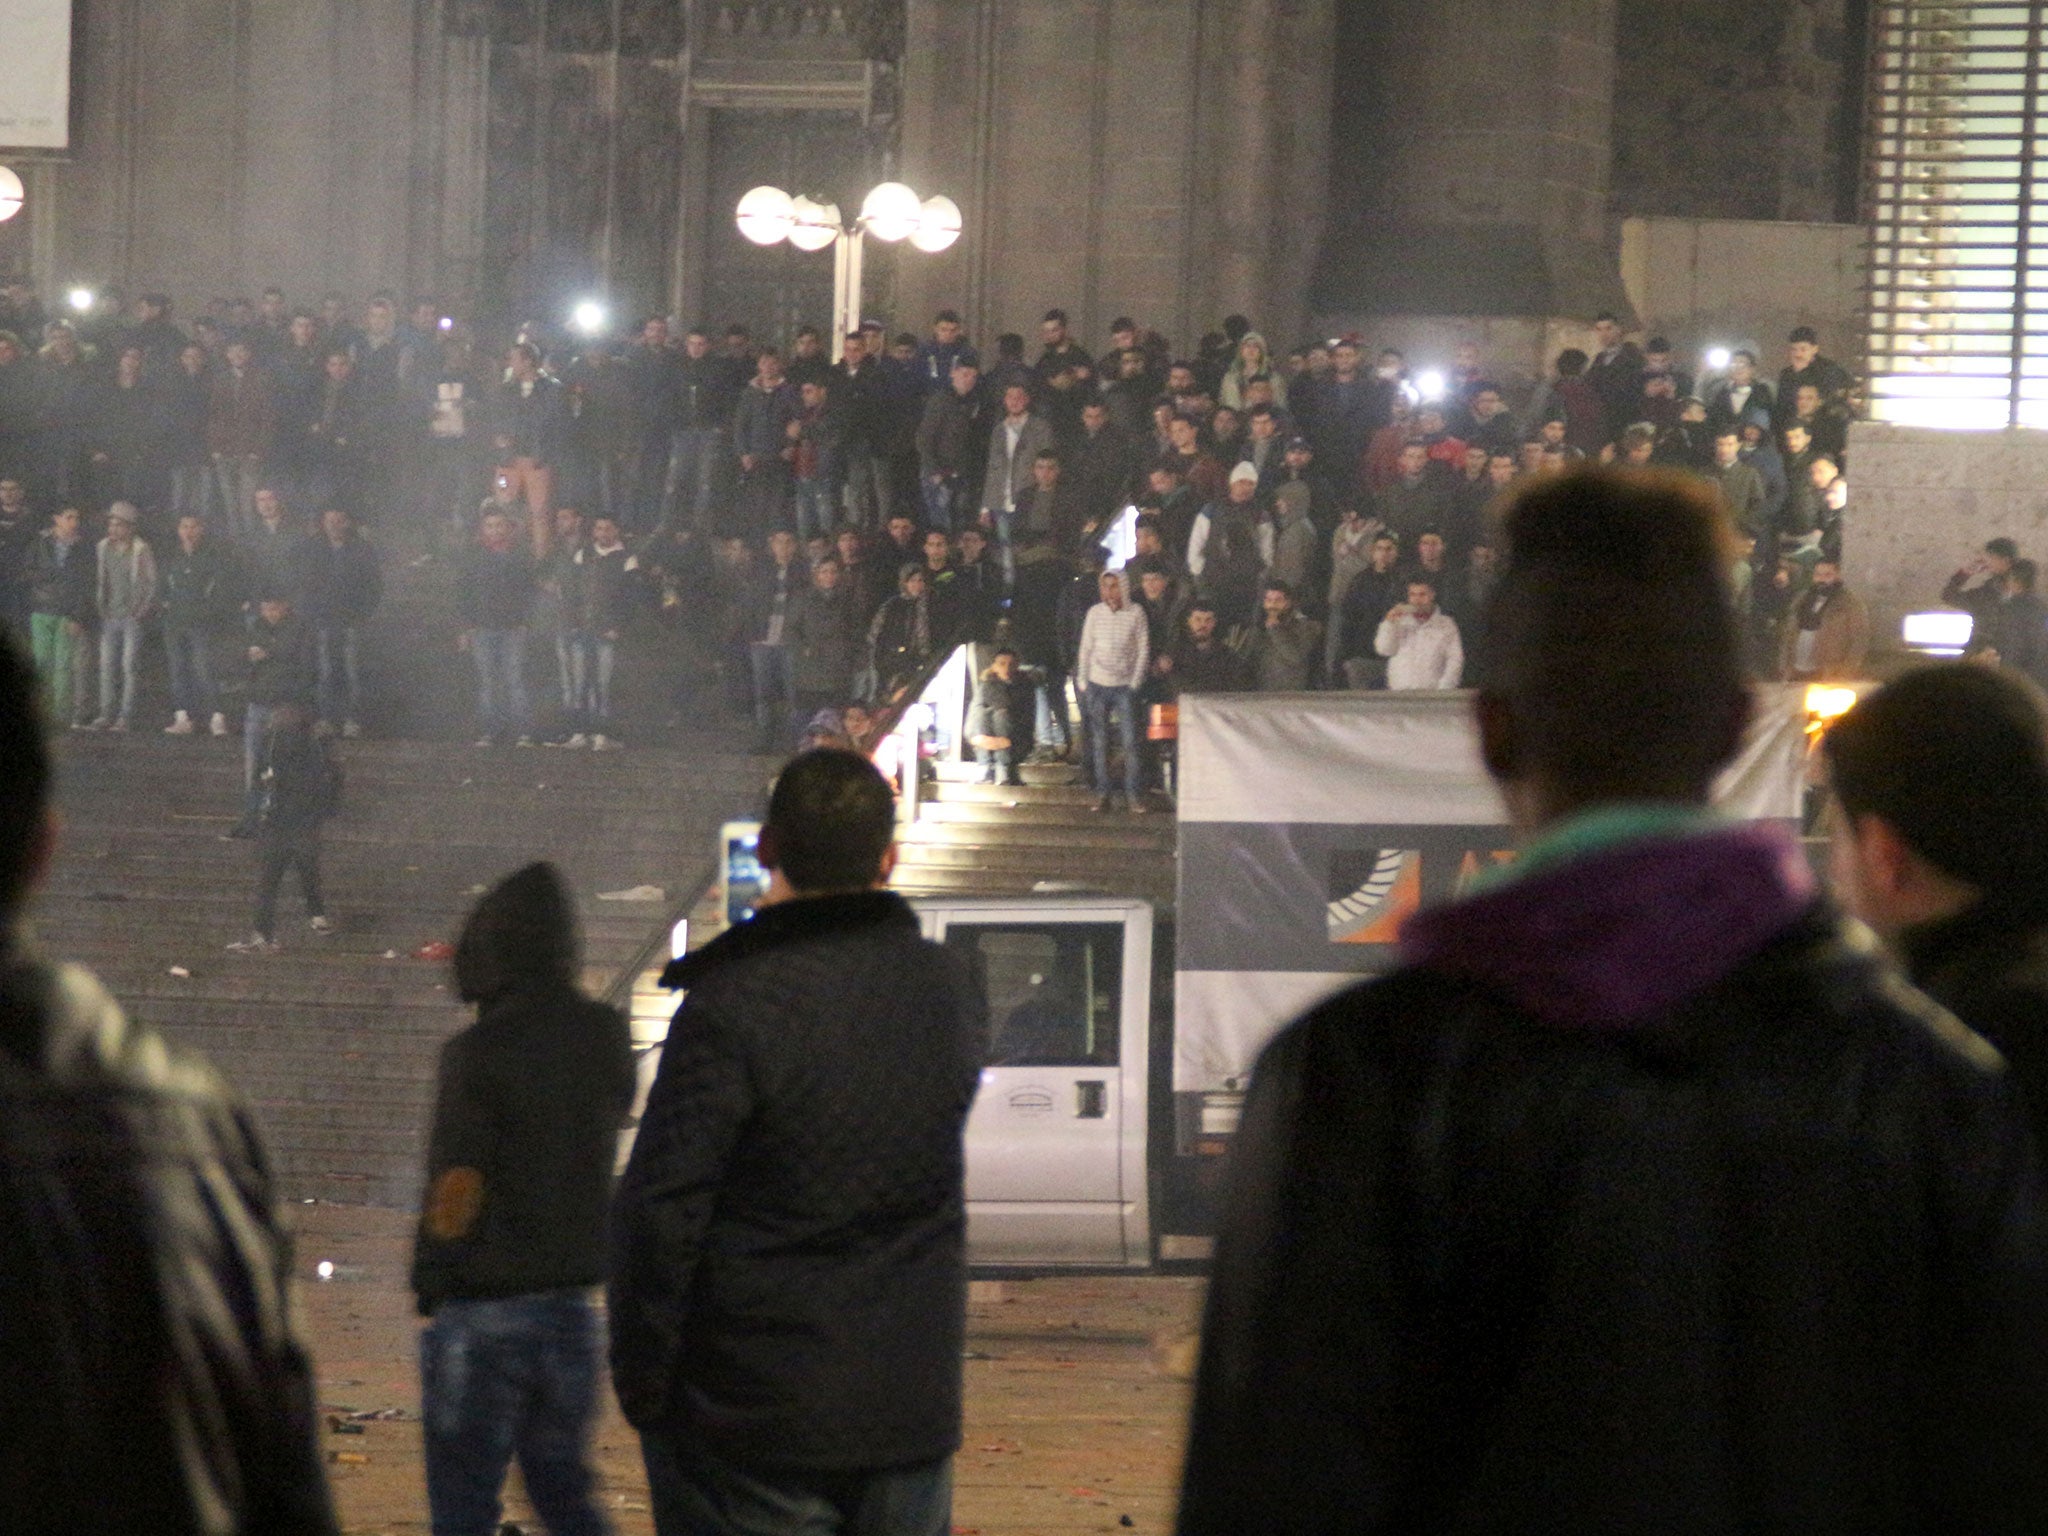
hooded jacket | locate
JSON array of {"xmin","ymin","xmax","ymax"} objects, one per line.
[
  {"xmin": 1180, "ymin": 820, "xmax": 2048, "ymax": 1536},
  {"xmin": 0, "ymin": 943, "xmax": 338, "ymax": 1533},
  {"xmin": 410, "ymin": 863, "xmax": 633, "ymax": 1315}
]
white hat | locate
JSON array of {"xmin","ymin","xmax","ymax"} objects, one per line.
[{"xmin": 1228, "ymin": 462, "xmax": 1258, "ymax": 486}]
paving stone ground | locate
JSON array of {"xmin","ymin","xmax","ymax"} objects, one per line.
[{"xmin": 292, "ymin": 1203, "xmax": 1203, "ymax": 1536}]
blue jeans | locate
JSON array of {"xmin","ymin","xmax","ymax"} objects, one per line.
[
  {"xmin": 671, "ymin": 426, "xmax": 729, "ymax": 533},
  {"xmin": 470, "ymin": 627, "xmax": 531, "ymax": 740},
  {"xmin": 749, "ymin": 641, "xmax": 794, "ymax": 752},
  {"xmin": 920, "ymin": 476, "xmax": 959, "ymax": 534},
  {"xmin": 642, "ymin": 1429, "xmax": 952, "ymax": 1536},
  {"xmin": 97, "ymin": 616, "xmax": 142, "ymax": 723},
  {"xmin": 1033, "ymin": 666, "xmax": 1070, "ymax": 751},
  {"xmin": 421, "ymin": 1290, "xmax": 609, "ymax": 1536},
  {"xmin": 164, "ymin": 625, "xmax": 218, "ymax": 716},
  {"xmin": 568, "ymin": 632, "xmax": 616, "ymax": 729},
  {"xmin": 795, "ymin": 477, "xmax": 839, "ymax": 541},
  {"xmin": 315, "ymin": 624, "xmax": 362, "ymax": 727},
  {"xmin": 1083, "ymin": 684, "xmax": 1139, "ymax": 799}
]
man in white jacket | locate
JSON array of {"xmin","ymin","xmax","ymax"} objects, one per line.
[
  {"xmin": 1374, "ymin": 578, "xmax": 1464, "ymax": 690},
  {"xmin": 1075, "ymin": 569, "xmax": 1150, "ymax": 812}
]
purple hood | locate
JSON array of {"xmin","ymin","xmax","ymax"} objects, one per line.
[{"xmin": 1399, "ymin": 822, "xmax": 1818, "ymax": 1028}]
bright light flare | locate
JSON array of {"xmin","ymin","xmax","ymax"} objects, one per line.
[
  {"xmin": 1416, "ymin": 369, "xmax": 1447, "ymax": 402},
  {"xmin": 1804, "ymin": 684, "xmax": 1860, "ymax": 722},
  {"xmin": 1704, "ymin": 346, "xmax": 1732, "ymax": 371},
  {"xmin": 66, "ymin": 286, "xmax": 94, "ymax": 314},
  {"xmin": 1903, "ymin": 611, "xmax": 1973, "ymax": 654},
  {"xmin": 735, "ymin": 185, "xmax": 797, "ymax": 245},
  {"xmin": 860, "ymin": 181, "xmax": 923, "ymax": 242},
  {"xmin": 571, "ymin": 300, "xmax": 607, "ymax": 336}
]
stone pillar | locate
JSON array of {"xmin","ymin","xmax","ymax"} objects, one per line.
[
  {"xmin": 898, "ymin": 0, "xmax": 1328, "ymax": 352},
  {"xmin": 1321, "ymin": 0, "xmax": 1629, "ymax": 332}
]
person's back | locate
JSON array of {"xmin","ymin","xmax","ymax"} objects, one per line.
[
  {"xmin": 1179, "ymin": 470, "xmax": 2048, "ymax": 1536},
  {"xmin": 611, "ymin": 750, "xmax": 984, "ymax": 1536},
  {"xmin": 0, "ymin": 630, "xmax": 338, "ymax": 1533}
]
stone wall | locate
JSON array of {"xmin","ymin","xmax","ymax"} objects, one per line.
[
  {"xmin": 1610, "ymin": 0, "xmax": 1864, "ymax": 224},
  {"xmin": 1618, "ymin": 215, "xmax": 1865, "ymax": 370},
  {"xmin": 1842, "ymin": 422, "xmax": 2048, "ymax": 645}
]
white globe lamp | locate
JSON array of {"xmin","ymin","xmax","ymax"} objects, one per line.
[
  {"xmin": 0, "ymin": 166, "xmax": 22, "ymax": 224},
  {"xmin": 735, "ymin": 185, "xmax": 797, "ymax": 246},
  {"xmin": 787, "ymin": 196, "xmax": 842, "ymax": 252},
  {"xmin": 910, "ymin": 194, "xmax": 963, "ymax": 253},
  {"xmin": 860, "ymin": 181, "xmax": 923, "ymax": 243}
]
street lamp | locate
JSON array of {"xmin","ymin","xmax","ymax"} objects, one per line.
[
  {"xmin": 0, "ymin": 167, "xmax": 22, "ymax": 224},
  {"xmin": 736, "ymin": 181, "xmax": 963, "ymax": 360}
]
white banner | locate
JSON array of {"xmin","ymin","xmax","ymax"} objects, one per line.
[
  {"xmin": 0, "ymin": 0, "xmax": 71, "ymax": 150},
  {"xmin": 1173, "ymin": 689, "xmax": 1812, "ymax": 1092}
]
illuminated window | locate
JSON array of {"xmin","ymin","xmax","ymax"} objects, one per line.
[{"xmin": 1867, "ymin": 3, "xmax": 2048, "ymax": 428}]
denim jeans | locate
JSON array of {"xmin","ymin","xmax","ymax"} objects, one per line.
[
  {"xmin": 671, "ymin": 426, "xmax": 729, "ymax": 534},
  {"xmin": 795, "ymin": 477, "xmax": 838, "ymax": 541},
  {"xmin": 97, "ymin": 616, "xmax": 142, "ymax": 723},
  {"xmin": 164, "ymin": 625, "xmax": 218, "ymax": 716},
  {"xmin": 749, "ymin": 641, "xmax": 795, "ymax": 752},
  {"xmin": 213, "ymin": 454, "xmax": 264, "ymax": 539},
  {"xmin": 568, "ymin": 632, "xmax": 616, "ymax": 729},
  {"xmin": 421, "ymin": 1290, "xmax": 609, "ymax": 1536},
  {"xmin": 1033, "ymin": 666, "xmax": 1071, "ymax": 751},
  {"xmin": 241, "ymin": 701, "xmax": 275, "ymax": 823},
  {"xmin": 1082, "ymin": 684, "xmax": 1140, "ymax": 799},
  {"xmin": 170, "ymin": 463, "xmax": 215, "ymax": 523},
  {"xmin": 470, "ymin": 627, "xmax": 531, "ymax": 740},
  {"xmin": 642, "ymin": 1429, "xmax": 952, "ymax": 1536},
  {"xmin": 919, "ymin": 476, "xmax": 959, "ymax": 534},
  {"xmin": 315, "ymin": 624, "xmax": 362, "ymax": 727}
]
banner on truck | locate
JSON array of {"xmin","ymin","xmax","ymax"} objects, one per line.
[
  {"xmin": 1172, "ymin": 690, "xmax": 1810, "ymax": 1094},
  {"xmin": 0, "ymin": 0, "xmax": 70, "ymax": 149}
]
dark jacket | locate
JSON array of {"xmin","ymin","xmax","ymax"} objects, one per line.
[
  {"xmin": 494, "ymin": 374, "xmax": 570, "ymax": 464},
  {"xmin": 1179, "ymin": 823, "xmax": 2048, "ymax": 1536},
  {"xmin": 246, "ymin": 610, "xmax": 317, "ymax": 708},
  {"xmin": 916, "ymin": 382, "xmax": 993, "ymax": 483},
  {"xmin": 159, "ymin": 537, "xmax": 241, "ymax": 632},
  {"xmin": 257, "ymin": 724, "xmax": 342, "ymax": 835},
  {"xmin": 295, "ymin": 530, "xmax": 383, "ymax": 629},
  {"xmin": 570, "ymin": 542, "xmax": 642, "ymax": 635},
  {"xmin": 678, "ymin": 352, "xmax": 745, "ymax": 431},
  {"xmin": 787, "ymin": 583, "xmax": 859, "ymax": 696},
  {"xmin": 0, "ymin": 945, "xmax": 338, "ymax": 1534},
  {"xmin": 1166, "ymin": 635, "xmax": 1248, "ymax": 695},
  {"xmin": 1904, "ymin": 904, "xmax": 2048, "ymax": 1154},
  {"xmin": 609, "ymin": 891, "xmax": 985, "ymax": 1471},
  {"xmin": 412, "ymin": 864, "xmax": 634, "ymax": 1315},
  {"xmin": 28, "ymin": 532, "xmax": 94, "ymax": 621},
  {"xmin": 459, "ymin": 545, "xmax": 536, "ymax": 631}
]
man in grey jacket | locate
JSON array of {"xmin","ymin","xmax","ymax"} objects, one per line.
[
  {"xmin": 91, "ymin": 501, "xmax": 157, "ymax": 730},
  {"xmin": 980, "ymin": 383, "xmax": 1055, "ymax": 553}
]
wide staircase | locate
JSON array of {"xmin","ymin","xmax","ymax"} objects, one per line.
[
  {"xmin": 32, "ymin": 518, "xmax": 763, "ymax": 1207},
  {"xmin": 891, "ymin": 779, "xmax": 1177, "ymax": 906}
]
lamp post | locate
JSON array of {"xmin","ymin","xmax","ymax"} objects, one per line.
[{"xmin": 735, "ymin": 182, "xmax": 963, "ymax": 361}]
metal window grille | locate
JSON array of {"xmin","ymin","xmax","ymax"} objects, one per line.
[{"xmin": 1866, "ymin": 1, "xmax": 2048, "ymax": 428}]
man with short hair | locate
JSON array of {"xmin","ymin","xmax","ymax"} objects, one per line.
[
  {"xmin": 676, "ymin": 326, "xmax": 744, "ymax": 534},
  {"xmin": 493, "ymin": 342, "xmax": 568, "ymax": 559},
  {"xmin": 567, "ymin": 514, "xmax": 639, "ymax": 750},
  {"xmin": 1373, "ymin": 576, "xmax": 1464, "ymax": 690},
  {"xmin": 413, "ymin": 861, "xmax": 634, "ymax": 1536},
  {"xmin": 1825, "ymin": 664, "xmax": 2048, "ymax": 1148},
  {"xmin": 297, "ymin": 506, "xmax": 381, "ymax": 738},
  {"xmin": 1334, "ymin": 532, "xmax": 1405, "ymax": 688},
  {"xmin": 980, "ymin": 383, "xmax": 1055, "ymax": 548},
  {"xmin": 1585, "ymin": 311, "xmax": 1646, "ymax": 441},
  {"xmin": 457, "ymin": 510, "xmax": 536, "ymax": 747},
  {"xmin": 787, "ymin": 551, "xmax": 859, "ymax": 729},
  {"xmin": 1776, "ymin": 325, "xmax": 1853, "ymax": 427},
  {"xmin": 28, "ymin": 505, "xmax": 93, "ymax": 726},
  {"xmin": 1706, "ymin": 427, "xmax": 1768, "ymax": 542},
  {"xmin": 611, "ymin": 749, "xmax": 984, "ymax": 1536},
  {"xmin": 1077, "ymin": 569, "xmax": 1150, "ymax": 812},
  {"xmin": 90, "ymin": 502, "xmax": 158, "ymax": 731},
  {"xmin": 0, "ymin": 627, "xmax": 340, "ymax": 1529},
  {"xmin": 1778, "ymin": 558, "xmax": 1869, "ymax": 682},
  {"xmin": 1239, "ymin": 579, "xmax": 1323, "ymax": 692},
  {"xmin": 1163, "ymin": 602, "xmax": 1249, "ymax": 695},
  {"xmin": 748, "ymin": 528, "xmax": 806, "ymax": 754},
  {"xmin": 916, "ymin": 358, "xmax": 992, "ymax": 534},
  {"xmin": 209, "ymin": 337, "xmax": 275, "ymax": 539},
  {"xmin": 732, "ymin": 349, "xmax": 801, "ymax": 542},
  {"xmin": 160, "ymin": 512, "xmax": 236, "ymax": 736},
  {"xmin": 1944, "ymin": 536, "xmax": 2020, "ymax": 644},
  {"xmin": 1181, "ymin": 470, "xmax": 2048, "ymax": 1536}
]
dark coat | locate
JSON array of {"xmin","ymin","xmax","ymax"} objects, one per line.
[
  {"xmin": 608, "ymin": 891, "xmax": 985, "ymax": 1471},
  {"xmin": 246, "ymin": 610, "xmax": 317, "ymax": 708},
  {"xmin": 1180, "ymin": 846, "xmax": 2048, "ymax": 1536},
  {"xmin": 412, "ymin": 863, "xmax": 634, "ymax": 1314},
  {"xmin": 0, "ymin": 945, "xmax": 338, "ymax": 1534},
  {"xmin": 256, "ymin": 725, "xmax": 341, "ymax": 835},
  {"xmin": 295, "ymin": 531, "xmax": 383, "ymax": 629},
  {"xmin": 458, "ymin": 545, "xmax": 536, "ymax": 631},
  {"xmin": 1904, "ymin": 905, "xmax": 2048, "ymax": 1155},
  {"xmin": 27, "ymin": 532, "xmax": 94, "ymax": 622},
  {"xmin": 159, "ymin": 538, "xmax": 241, "ymax": 632},
  {"xmin": 786, "ymin": 583, "xmax": 859, "ymax": 697}
]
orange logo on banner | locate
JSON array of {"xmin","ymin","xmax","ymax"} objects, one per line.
[
  {"xmin": 1453, "ymin": 848, "xmax": 1518, "ymax": 897},
  {"xmin": 1329, "ymin": 851, "xmax": 1424, "ymax": 944}
]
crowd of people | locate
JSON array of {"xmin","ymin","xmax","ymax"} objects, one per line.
[
  {"xmin": 0, "ymin": 281, "xmax": 1880, "ymax": 789},
  {"xmin": 11, "ymin": 467, "xmax": 2048, "ymax": 1535}
]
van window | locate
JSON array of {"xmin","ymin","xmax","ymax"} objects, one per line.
[{"xmin": 945, "ymin": 922, "xmax": 1124, "ymax": 1068}]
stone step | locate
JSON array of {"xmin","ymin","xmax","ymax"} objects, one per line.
[
  {"xmin": 899, "ymin": 820, "xmax": 1173, "ymax": 852},
  {"xmin": 927, "ymin": 781, "xmax": 1109, "ymax": 806},
  {"xmin": 890, "ymin": 866, "xmax": 1175, "ymax": 901},
  {"xmin": 915, "ymin": 799, "xmax": 1158, "ymax": 828},
  {"xmin": 894, "ymin": 841, "xmax": 1167, "ymax": 877}
]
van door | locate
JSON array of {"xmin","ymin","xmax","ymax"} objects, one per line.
[{"xmin": 938, "ymin": 906, "xmax": 1150, "ymax": 1267}]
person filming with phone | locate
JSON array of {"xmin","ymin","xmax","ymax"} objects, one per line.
[{"xmin": 1373, "ymin": 576, "xmax": 1464, "ymax": 690}]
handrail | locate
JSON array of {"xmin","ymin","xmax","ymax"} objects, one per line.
[
  {"xmin": 600, "ymin": 858, "xmax": 718, "ymax": 1011},
  {"xmin": 869, "ymin": 637, "xmax": 972, "ymax": 741}
]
